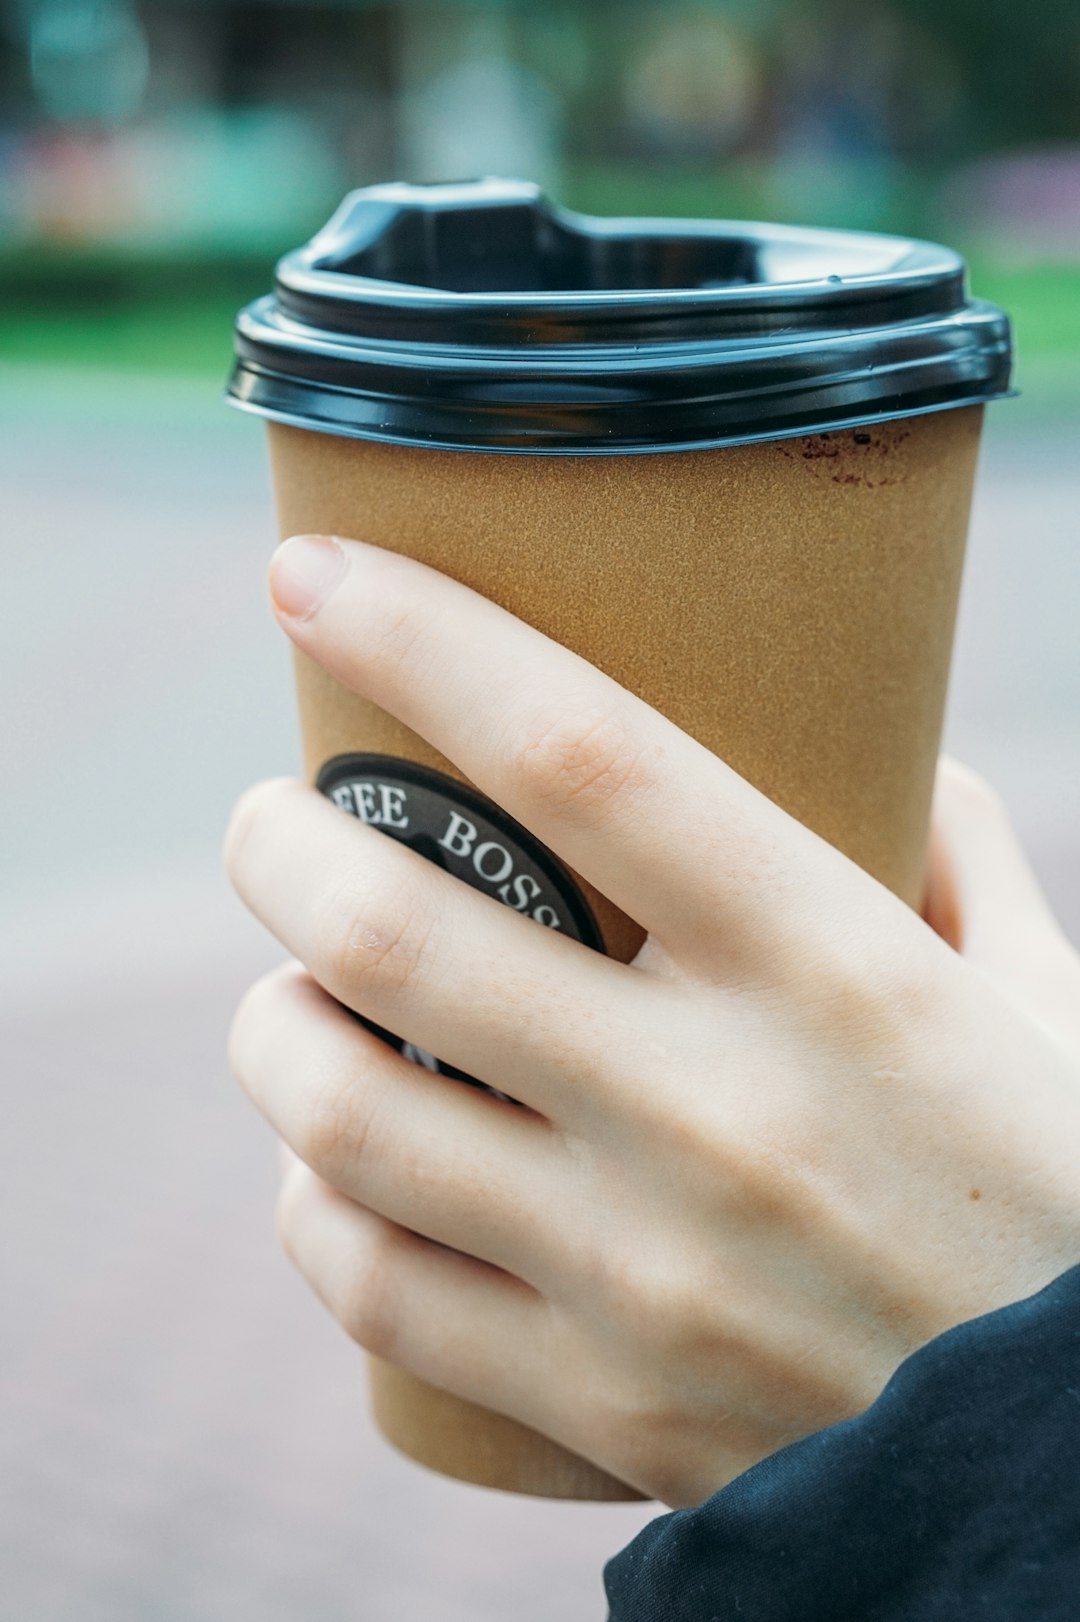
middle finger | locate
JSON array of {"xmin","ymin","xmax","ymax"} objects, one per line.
[{"xmin": 225, "ymin": 776, "xmax": 655, "ymax": 1122}]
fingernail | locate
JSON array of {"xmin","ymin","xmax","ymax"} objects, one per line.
[{"xmin": 269, "ymin": 535, "xmax": 347, "ymax": 621}]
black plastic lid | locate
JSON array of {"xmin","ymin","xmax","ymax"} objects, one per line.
[{"xmin": 227, "ymin": 178, "xmax": 1012, "ymax": 456}]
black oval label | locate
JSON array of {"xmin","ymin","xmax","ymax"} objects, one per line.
[{"xmin": 316, "ymin": 753, "xmax": 604, "ymax": 1088}]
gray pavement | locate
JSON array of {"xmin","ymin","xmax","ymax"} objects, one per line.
[{"xmin": 1, "ymin": 364, "xmax": 1077, "ymax": 1620}]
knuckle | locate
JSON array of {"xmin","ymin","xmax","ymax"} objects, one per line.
[
  {"xmin": 724, "ymin": 1123, "xmax": 821, "ymax": 1228},
  {"xmin": 337, "ymin": 1226, "xmax": 403, "ymax": 1361},
  {"xmin": 575, "ymin": 1216, "xmax": 686, "ymax": 1350},
  {"xmin": 300, "ymin": 1062, "xmax": 383, "ymax": 1184},
  {"xmin": 601, "ymin": 1255, "xmax": 724, "ymax": 1399},
  {"xmin": 855, "ymin": 939, "xmax": 942, "ymax": 1052},
  {"xmin": 617, "ymin": 1261, "xmax": 686, "ymax": 1350},
  {"xmin": 789, "ymin": 909, "xmax": 936, "ymax": 1057},
  {"xmin": 511, "ymin": 701, "xmax": 652, "ymax": 824},
  {"xmin": 316, "ymin": 873, "xmax": 436, "ymax": 1003}
]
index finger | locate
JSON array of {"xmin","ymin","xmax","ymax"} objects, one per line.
[{"xmin": 269, "ymin": 534, "xmax": 836, "ymax": 967}]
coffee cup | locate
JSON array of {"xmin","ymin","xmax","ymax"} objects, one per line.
[{"xmin": 229, "ymin": 179, "xmax": 1012, "ymax": 1498}]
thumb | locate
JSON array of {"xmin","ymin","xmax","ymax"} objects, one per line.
[{"xmin": 924, "ymin": 757, "xmax": 1080, "ymax": 1043}]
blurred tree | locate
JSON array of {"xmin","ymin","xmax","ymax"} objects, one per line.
[{"xmin": 898, "ymin": 0, "xmax": 1080, "ymax": 150}]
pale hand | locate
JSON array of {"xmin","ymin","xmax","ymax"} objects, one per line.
[{"xmin": 225, "ymin": 533, "xmax": 1080, "ymax": 1509}]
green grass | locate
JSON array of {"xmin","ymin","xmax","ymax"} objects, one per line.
[
  {"xmin": 0, "ymin": 295, "xmax": 241, "ymax": 378},
  {"xmin": 964, "ymin": 262, "xmax": 1080, "ymax": 356},
  {"xmin": 0, "ymin": 243, "xmax": 275, "ymax": 379}
]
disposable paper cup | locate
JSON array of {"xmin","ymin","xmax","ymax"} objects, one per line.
[{"xmin": 230, "ymin": 180, "xmax": 1011, "ymax": 1499}]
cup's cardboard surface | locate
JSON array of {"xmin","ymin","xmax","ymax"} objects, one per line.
[{"xmin": 266, "ymin": 404, "xmax": 984, "ymax": 1498}]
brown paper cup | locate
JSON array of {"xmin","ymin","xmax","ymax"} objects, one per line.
[{"xmin": 264, "ymin": 401, "xmax": 984, "ymax": 1499}]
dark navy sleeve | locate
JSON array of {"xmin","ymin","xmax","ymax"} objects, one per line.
[{"xmin": 605, "ymin": 1264, "xmax": 1080, "ymax": 1621}]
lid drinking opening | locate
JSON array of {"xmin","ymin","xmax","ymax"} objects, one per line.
[{"xmin": 327, "ymin": 205, "xmax": 760, "ymax": 294}]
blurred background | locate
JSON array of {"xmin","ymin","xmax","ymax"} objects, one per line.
[{"xmin": 1, "ymin": 3, "xmax": 1078, "ymax": 1619}]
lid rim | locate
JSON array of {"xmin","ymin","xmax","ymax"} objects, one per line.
[
  {"xmin": 235, "ymin": 298, "xmax": 1010, "ymax": 373},
  {"xmin": 274, "ymin": 253, "xmax": 969, "ymax": 345},
  {"xmin": 229, "ymin": 180, "xmax": 1013, "ymax": 452},
  {"xmin": 226, "ymin": 378, "xmax": 1011, "ymax": 456},
  {"xmin": 277, "ymin": 251, "xmax": 965, "ymax": 307},
  {"xmin": 227, "ymin": 354, "xmax": 1012, "ymax": 456}
]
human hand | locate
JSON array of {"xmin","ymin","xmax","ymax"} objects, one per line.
[{"xmin": 225, "ymin": 534, "xmax": 1080, "ymax": 1508}]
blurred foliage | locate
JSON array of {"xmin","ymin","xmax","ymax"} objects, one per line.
[
  {"xmin": 1, "ymin": 0, "xmax": 1078, "ymax": 399},
  {"xmin": 895, "ymin": 0, "xmax": 1080, "ymax": 148},
  {"xmin": 0, "ymin": 293, "xmax": 239, "ymax": 373}
]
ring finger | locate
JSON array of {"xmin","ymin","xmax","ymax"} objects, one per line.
[{"xmin": 232, "ymin": 963, "xmax": 574, "ymax": 1287}]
